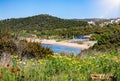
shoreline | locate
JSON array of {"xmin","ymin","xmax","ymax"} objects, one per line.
[
  {"xmin": 19, "ymin": 37, "xmax": 94, "ymax": 50},
  {"xmin": 40, "ymin": 40, "xmax": 89, "ymax": 50}
]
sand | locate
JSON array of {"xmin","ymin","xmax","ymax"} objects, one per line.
[{"xmin": 19, "ymin": 37, "xmax": 95, "ymax": 50}]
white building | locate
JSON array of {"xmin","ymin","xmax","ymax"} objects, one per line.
[{"xmin": 88, "ymin": 21, "xmax": 95, "ymax": 25}]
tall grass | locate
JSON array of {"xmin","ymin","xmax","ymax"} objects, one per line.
[{"xmin": 0, "ymin": 53, "xmax": 120, "ymax": 81}]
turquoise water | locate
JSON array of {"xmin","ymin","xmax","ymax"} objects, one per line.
[{"xmin": 42, "ymin": 44, "xmax": 81, "ymax": 54}]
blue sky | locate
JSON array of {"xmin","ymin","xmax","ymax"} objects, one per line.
[{"xmin": 0, "ymin": 0, "xmax": 120, "ymax": 20}]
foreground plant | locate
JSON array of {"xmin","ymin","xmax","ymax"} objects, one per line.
[{"xmin": 0, "ymin": 53, "xmax": 120, "ymax": 81}]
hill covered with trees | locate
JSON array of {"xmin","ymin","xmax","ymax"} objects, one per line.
[
  {"xmin": 0, "ymin": 14, "xmax": 120, "ymax": 53},
  {"xmin": 0, "ymin": 14, "xmax": 88, "ymax": 31}
]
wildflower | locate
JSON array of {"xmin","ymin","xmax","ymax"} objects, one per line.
[
  {"xmin": 11, "ymin": 55, "xmax": 19, "ymax": 59},
  {"xmin": 10, "ymin": 68, "xmax": 15, "ymax": 73},
  {"xmin": 23, "ymin": 62, "xmax": 26, "ymax": 65},
  {"xmin": 16, "ymin": 68, "xmax": 21, "ymax": 72},
  {"xmin": 51, "ymin": 55, "xmax": 57, "ymax": 58},
  {"xmin": 58, "ymin": 55, "xmax": 62, "ymax": 58},
  {"xmin": 38, "ymin": 60, "xmax": 45, "ymax": 64},
  {"xmin": 115, "ymin": 59, "xmax": 119, "ymax": 63},
  {"xmin": 65, "ymin": 57, "xmax": 72, "ymax": 61},
  {"xmin": 32, "ymin": 62, "xmax": 35, "ymax": 65},
  {"xmin": 7, "ymin": 63, "xmax": 10, "ymax": 67}
]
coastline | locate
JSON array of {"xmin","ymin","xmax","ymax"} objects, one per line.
[
  {"xmin": 19, "ymin": 37, "xmax": 94, "ymax": 50},
  {"xmin": 40, "ymin": 40, "xmax": 89, "ymax": 50}
]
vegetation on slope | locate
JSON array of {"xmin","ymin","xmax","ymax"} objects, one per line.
[
  {"xmin": 0, "ymin": 31, "xmax": 53, "ymax": 59},
  {"xmin": 0, "ymin": 14, "xmax": 88, "ymax": 31},
  {"xmin": 92, "ymin": 25, "xmax": 120, "ymax": 52},
  {"xmin": 0, "ymin": 15, "xmax": 120, "ymax": 81},
  {"xmin": 0, "ymin": 14, "xmax": 120, "ymax": 52}
]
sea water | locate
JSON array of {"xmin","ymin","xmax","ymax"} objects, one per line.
[{"xmin": 42, "ymin": 44, "xmax": 81, "ymax": 54}]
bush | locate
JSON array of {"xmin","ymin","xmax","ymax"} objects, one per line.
[
  {"xmin": 0, "ymin": 38, "xmax": 17, "ymax": 53},
  {"xmin": 21, "ymin": 41, "xmax": 53, "ymax": 59},
  {"xmin": 0, "ymin": 31, "xmax": 53, "ymax": 59}
]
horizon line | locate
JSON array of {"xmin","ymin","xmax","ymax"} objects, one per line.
[{"xmin": 0, "ymin": 14, "xmax": 120, "ymax": 20}]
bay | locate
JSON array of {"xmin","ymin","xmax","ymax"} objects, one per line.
[{"xmin": 42, "ymin": 44, "xmax": 81, "ymax": 54}]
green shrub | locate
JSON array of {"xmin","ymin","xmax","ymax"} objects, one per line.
[
  {"xmin": 0, "ymin": 30, "xmax": 53, "ymax": 59},
  {"xmin": 0, "ymin": 38, "xmax": 17, "ymax": 53},
  {"xmin": 21, "ymin": 41, "xmax": 53, "ymax": 59}
]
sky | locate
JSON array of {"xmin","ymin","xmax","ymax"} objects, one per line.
[{"xmin": 0, "ymin": 0, "xmax": 120, "ymax": 20}]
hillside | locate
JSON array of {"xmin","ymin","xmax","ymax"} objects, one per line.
[
  {"xmin": 72, "ymin": 18, "xmax": 109, "ymax": 22},
  {"xmin": 0, "ymin": 14, "xmax": 88, "ymax": 31},
  {"xmin": 0, "ymin": 15, "xmax": 120, "ymax": 81},
  {"xmin": 0, "ymin": 14, "xmax": 120, "ymax": 52}
]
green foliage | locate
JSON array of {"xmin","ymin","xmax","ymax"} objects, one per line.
[
  {"xmin": 0, "ymin": 14, "xmax": 90, "ymax": 38},
  {"xmin": 0, "ymin": 38, "xmax": 17, "ymax": 53},
  {"xmin": 0, "ymin": 14, "xmax": 88, "ymax": 31},
  {"xmin": 93, "ymin": 26, "xmax": 120, "ymax": 52},
  {"xmin": 21, "ymin": 41, "xmax": 53, "ymax": 59},
  {"xmin": 0, "ymin": 14, "xmax": 120, "ymax": 52},
  {"xmin": 0, "ymin": 30, "xmax": 53, "ymax": 59},
  {"xmin": 0, "ymin": 29, "xmax": 13, "ymax": 39},
  {"xmin": 0, "ymin": 53, "xmax": 120, "ymax": 81}
]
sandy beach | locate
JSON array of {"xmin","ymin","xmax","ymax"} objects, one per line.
[
  {"xmin": 19, "ymin": 37, "xmax": 95, "ymax": 50},
  {"xmin": 40, "ymin": 40, "xmax": 90, "ymax": 50}
]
